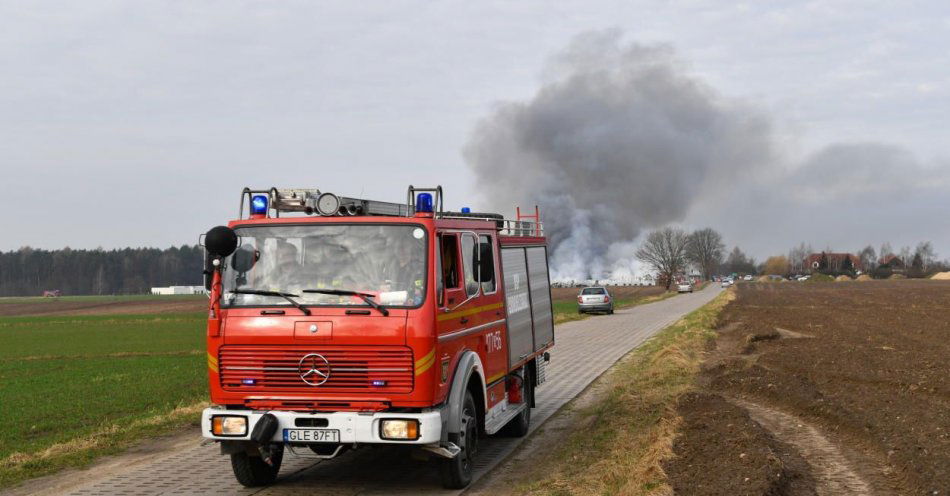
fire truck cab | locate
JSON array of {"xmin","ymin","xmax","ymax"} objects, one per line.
[{"xmin": 200, "ymin": 186, "xmax": 554, "ymax": 489}]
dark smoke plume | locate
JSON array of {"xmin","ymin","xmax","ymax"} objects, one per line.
[{"xmin": 465, "ymin": 30, "xmax": 774, "ymax": 280}]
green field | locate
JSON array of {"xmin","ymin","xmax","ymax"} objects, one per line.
[
  {"xmin": 0, "ymin": 312, "xmax": 207, "ymax": 487},
  {"xmin": 552, "ymin": 291, "xmax": 677, "ymax": 324}
]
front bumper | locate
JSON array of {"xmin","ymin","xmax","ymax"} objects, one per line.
[{"xmin": 201, "ymin": 407, "xmax": 442, "ymax": 445}]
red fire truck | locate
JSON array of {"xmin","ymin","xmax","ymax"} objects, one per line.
[{"xmin": 200, "ymin": 186, "xmax": 554, "ymax": 489}]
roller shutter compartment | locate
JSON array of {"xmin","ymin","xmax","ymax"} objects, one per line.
[
  {"xmin": 502, "ymin": 247, "xmax": 533, "ymax": 368},
  {"xmin": 526, "ymin": 246, "xmax": 554, "ymax": 350}
]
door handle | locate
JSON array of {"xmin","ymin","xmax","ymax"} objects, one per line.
[{"xmin": 460, "ymin": 317, "xmax": 469, "ymax": 324}]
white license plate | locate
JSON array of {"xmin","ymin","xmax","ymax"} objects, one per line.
[{"xmin": 282, "ymin": 429, "xmax": 340, "ymax": 443}]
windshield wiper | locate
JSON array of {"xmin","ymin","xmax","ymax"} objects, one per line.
[
  {"xmin": 229, "ymin": 289, "xmax": 311, "ymax": 316},
  {"xmin": 302, "ymin": 289, "xmax": 389, "ymax": 316}
]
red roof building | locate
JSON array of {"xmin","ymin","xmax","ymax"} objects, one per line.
[{"xmin": 804, "ymin": 252, "xmax": 861, "ymax": 273}]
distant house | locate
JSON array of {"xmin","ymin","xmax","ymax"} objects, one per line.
[
  {"xmin": 804, "ymin": 252, "xmax": 861, "ymax": 273},
  {"xmin": 878, "ymin": 255, "xmax": 906, "ymax": 272},
  {"xmin": 150, "ymin": 285, "xmax": 207, "ymax": 295}
]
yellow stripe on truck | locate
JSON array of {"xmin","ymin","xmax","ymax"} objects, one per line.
[
  {"xmin": 486, "ymin": 371, "xmax": 505, "ymax": 385},
  {"xmin": 415, "ymin": 348, "xmax": 436, "ymax": 376},
  {"xmin": 436, "ymin": 302, "xmax": 504, "ymax": 322},
  {"xmin": 207, "ymin": 352, "xmax": 218, "ymax": 373}
]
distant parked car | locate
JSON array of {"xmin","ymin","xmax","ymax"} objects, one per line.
[
  {"xmin": 577, "ymin": 286, "xmax": 614, "ymax": 314},
  {"xmin": 721, "ymin": 279, "xmax": 732, "ymax": 288},
  {"xmin": 677, "ymin": 281, "xmax": 694, "ymax": 293},
  {"xmin": 743, "ymin": 275, "xmax": 754, "ymax": 281},
  {"xmin": 797, "ymin": 275, "xmax": 809, "ymax": 281}
]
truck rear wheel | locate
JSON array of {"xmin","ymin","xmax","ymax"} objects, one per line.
[
  {"xmin": 230, "ymin": 445, "xmax": 283, "ymax": 487},
  {"xmin": 440, "ymin": 390, "xmax": 479, "ymax": 489}
]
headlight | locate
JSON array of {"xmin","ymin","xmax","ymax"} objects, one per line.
[
  {"xmin": 380, "ymin": 419, "xmax": 420, "ymax": 440},
  {"xmin": 211, "ymin": 415, "xmax": 248, "ymax": 436}
]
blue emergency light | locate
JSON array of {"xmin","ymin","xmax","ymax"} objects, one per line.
[
  {"xmin": 250, "ymin": 195, "xmax": 268, "ymax": 215},
  {"xmin": 415, "ymin": 193, "xmax": 433, "ymax": 213}
]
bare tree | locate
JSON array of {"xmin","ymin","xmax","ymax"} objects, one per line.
[
  {"xmin": 685, "ymin": 228, "xmax": 725, "ymax": 281},
  {"xmin": 787, "ymin": 242, "xmax": 812, "ymax": 274},
  {"xmin": 636, "ymin": 227, "xmax": 688, "ymax": 290},
  {"xmin": 725, "ymin": 246, "xmax": 757, "ymax": 275},
  {"xmin": 899, "ymin": 246, "xmax": 912, "ymax": 266},
  {"xmin": 762, "ymin": 255, "xmax": 789, "ymax": 275},
  {"xmin": 879, "ymin": 242, "xmax": 893, "ymax": 256},
  {"xmin": 858, "ymin": 245, "xmax": 877, "ymax": 273},
  {"xmin": 914, "ymin": 241, "xmax": 937, "ymax": 271}
]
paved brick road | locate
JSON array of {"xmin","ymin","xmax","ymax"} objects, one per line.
[{"xmin": 56, "ymin": 286, "xmax": 720, "ymax": 496}]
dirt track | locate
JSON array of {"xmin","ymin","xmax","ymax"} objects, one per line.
[
  {"xmin": 665, "ymin": 280, "xmax": 950, "ymax": 495},
  {"xmin": 0, "ymin": 298, "xmax": 206, "ymax": 317}
]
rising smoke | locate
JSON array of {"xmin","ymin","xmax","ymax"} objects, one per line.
[{"xmin": 464, "ymin": 30, "xmax": 774, "ymax": 280}]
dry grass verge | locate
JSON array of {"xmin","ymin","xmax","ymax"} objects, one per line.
[
  {"xmin": 515, "ymin": 290, "xmax": 733, "ymax": 495},
  {"xmin": 0, "ymin": 402, "xmax": 206, "ymax": 488}
]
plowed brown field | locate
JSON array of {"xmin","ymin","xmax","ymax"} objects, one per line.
[{"xmin": 666, "ymin": 280, "xmax": 950, "ymax": 495}]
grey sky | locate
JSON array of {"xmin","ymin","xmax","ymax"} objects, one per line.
[{"xmin": 2, "ymin": 1, "xmax": 949, "ymax": 265}]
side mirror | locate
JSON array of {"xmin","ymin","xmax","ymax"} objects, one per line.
[
  {"xmin": 231, "ymin": 246, "xmax": 259, "ymax": 273},
  {"xmin": 205, "ymin": 226, "xmax": 238, "ymax": 257},
  {"xmin": 204, "ymin": 252, "xmax": 216, "ymax": 290},
  {"xmin": 476, "ymin": 243, "xmax": 494, "ymax": 283}
]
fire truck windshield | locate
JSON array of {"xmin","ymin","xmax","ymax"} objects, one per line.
[{"xmin": 222, "ymin": 224, "xmax": 427, "ymax": 308}]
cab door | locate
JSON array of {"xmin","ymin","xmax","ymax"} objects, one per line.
[
  {"xmin": 471, "ymin": 232, "xmax": 507, "ymax": 389},
  {"xmin": 435, "ymin": 231, "xmax": 507, "ymax": 402}
]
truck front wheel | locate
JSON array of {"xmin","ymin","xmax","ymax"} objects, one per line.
[
  {"xmin": 230, "ymin": 445, "xmax": 283, "ymax": 487},
  {"xmin": 440, "ymin": 390, "xmax": 479, "ymax": 489}
]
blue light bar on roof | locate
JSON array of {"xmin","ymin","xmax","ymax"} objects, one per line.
[
  {"xmin": 416, "ymin": 193, "xmax": 433, "ymax": 213},
  {"xmin": 250, "ymin": 195, "xmax": 268, "ymax": 215}
]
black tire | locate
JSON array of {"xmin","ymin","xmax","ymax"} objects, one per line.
[
  {"xmin": 500, "ymin": 371, "xmax": 532, "ymax": 437},
  {"xmin": 230, "ymin": 445, "xmax": 283, "ymax": 487},
  {"xmin": 608, "ymin": 308, "xmax": 614, "ymax": 315},
  {"xmin": 440, "ymin": 391, "xmax": 479, "ymax": 489}
]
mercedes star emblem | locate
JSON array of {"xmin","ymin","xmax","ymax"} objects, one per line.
[{"xmin": 298, "ymin": 353, "xmax": 331, "ymax": 386}]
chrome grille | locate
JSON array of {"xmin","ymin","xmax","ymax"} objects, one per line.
[{"xmin": 219, "ymin": 345, "xmax": 414, "ymax": 393}]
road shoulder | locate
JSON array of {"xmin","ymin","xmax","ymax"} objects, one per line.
[{"xmin": 468, "ymin": 290, "xmax": 731, "ymax": 495}]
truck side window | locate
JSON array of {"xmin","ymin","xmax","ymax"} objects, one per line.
[
  {"xmin": 461, "ymin": 234, "xmax": 479, "ymax": 297},
  {"xmin": 440, "ymin": 234, "xmax": 460, "ymax": 289},
  {"xmin": 479, "ymin": 234, "xmax": 496, "ymax": 294}
]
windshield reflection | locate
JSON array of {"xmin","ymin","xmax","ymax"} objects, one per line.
[{"xmin": 222, "ymin": 224, "xmax": 427, "ymax": 308}]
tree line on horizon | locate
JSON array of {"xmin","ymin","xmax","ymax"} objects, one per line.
[
  {"xmin": 765, "ymin": 241, "xmax": 947, "ymax": 278},
  {"xmin": 636, "ymin": 226, "xmax": 950, "ymax": 289},
  {"xmin": 0, "ymin": 246, "xmax": 204, "ymax": 297}
]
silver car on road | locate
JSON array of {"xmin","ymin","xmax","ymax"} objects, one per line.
[{"xmin": 578, "ymin": 286, "xmax": 614, "ymax": 314}]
